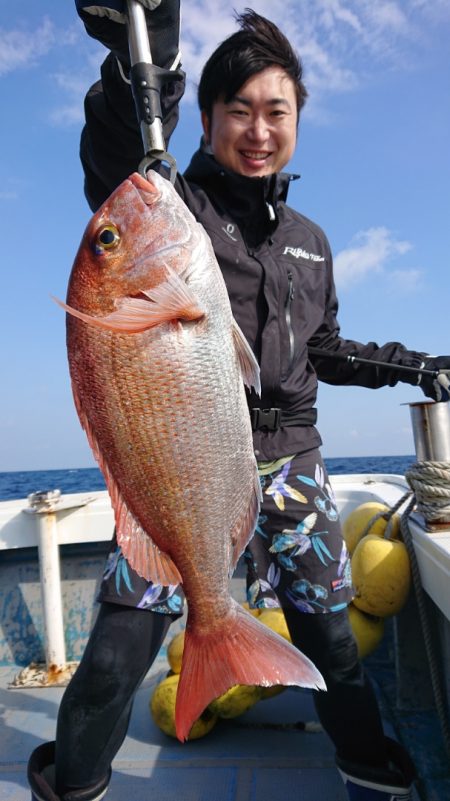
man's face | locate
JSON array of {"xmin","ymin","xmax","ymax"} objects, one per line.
[{"xmin": 201, "ymin": 66, "xmax": 298, "ymax": 178}]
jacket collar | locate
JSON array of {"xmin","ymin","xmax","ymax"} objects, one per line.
[{"xmin": 183, "ymin": 139, "xmax": 299, "ymax": 227}]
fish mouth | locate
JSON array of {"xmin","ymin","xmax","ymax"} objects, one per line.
[
  {"xmin": 128, "ymin": 171, "xmax": 163, "ymax": 207},
  {"xmin": 125, "ymin": 171, "xmax": 197, "ymax": 272}
]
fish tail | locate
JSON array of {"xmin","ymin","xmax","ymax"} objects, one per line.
[{"xmin": 175, "ymin": 599, "xmax": 325, "ymax": 741}]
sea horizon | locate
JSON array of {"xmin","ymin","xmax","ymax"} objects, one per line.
[{"xmin": 0, "ymin": 454, "xmax": 416, "ymax": 502}]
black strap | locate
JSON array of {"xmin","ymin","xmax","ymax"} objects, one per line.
[{"xmin": 250, "ymin": 407, "xmax": 317, "ymax": 431}]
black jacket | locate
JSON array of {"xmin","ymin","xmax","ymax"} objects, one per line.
[{"xmin": 79, "ymin": 54, "xmax": 425, "ymax": 460}]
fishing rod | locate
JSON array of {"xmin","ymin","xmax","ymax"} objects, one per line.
[{"xmin": 307, "ymin": 346, "xmax": 449, "ymax": 381}]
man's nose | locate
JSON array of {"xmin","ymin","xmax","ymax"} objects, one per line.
[{"xmin": 247, "ymin": 116, "xmax": 269, "ymax": 142}]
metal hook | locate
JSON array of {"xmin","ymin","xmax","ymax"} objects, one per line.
[{"xmin": 138, "ymin": 151, "xmax": 178, "ymax": 185}]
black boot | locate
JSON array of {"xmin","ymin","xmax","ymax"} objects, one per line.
[
  {"xmin": 27, "ymin": 742, "xmax": 110, "ymax": 801},
  {"xmin": 336, "ymin": 736, "xmax": 416, "ymax": 800}
]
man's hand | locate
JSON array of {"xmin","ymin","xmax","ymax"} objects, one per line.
[
  {"xmin": 75, "ymin": 2, "xmax": 161, "ymax": 24},
  {"xmin": 419, "ymin": 356, "xmax": 450, "ymax": 402},
  {"xmin": 75, "ymin": 0, "xmax": 180, "ymax": 67}
]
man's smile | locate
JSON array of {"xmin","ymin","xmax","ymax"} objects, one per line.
[{"xmin": 240, "ymin": 150, "xmax": 272, "ymax": 160}]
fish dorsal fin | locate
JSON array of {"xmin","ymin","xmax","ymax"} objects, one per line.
[
  {"xmin": 52, "ymin": 266, "xmax": 205, "ymax": 334},
  {"xmin": 72, "ymin": 384, "xmax": 182, "ymax": 585},
  {"xmin": 229, "ymin": 468, "xmax": 262, "ymax": 575},
  {"xmin": 232, "ymin": 319, "xmax": 261, "ymax": 395}
]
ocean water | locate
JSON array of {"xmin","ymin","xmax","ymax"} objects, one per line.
[{"xmin": 0, "ymin": 455, "xmax": 416, "ymax": 502}]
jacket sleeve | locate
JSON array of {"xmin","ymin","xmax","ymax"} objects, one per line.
[
  {"xmin": 80, "ymin": 52, "xmax": 185, "ymax": 211},
  {"xmin": 307, "ymin": 240, "xmax": 426, "ymax": 390}
]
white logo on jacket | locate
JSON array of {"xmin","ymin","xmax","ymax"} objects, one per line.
[
  {"xmin": 222, "ymin": 223, "xmax": 238, "ymax": 241},
  {"xmin": 283, "ymin": 246, "xmax": 325, "ymax": 262}
]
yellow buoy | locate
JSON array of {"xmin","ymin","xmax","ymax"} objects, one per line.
[
  {"xmin": 150, "ymin": 673, "xmax": 218, "ymax": 739},
  {"xmin": 351, "ymin": 534, "xmax": 411, "ymax": 617},
  {"xmin": 246, "ymin": 608, "xmax": 290, "ymax": 698},
  {"xmin": 259, "ymin": 684, "xmax": 286, "ymax": 700},
  {"xmin": 258, "ymin": 608, "xmax": 292, "ymax": 642},
  {"xmin": 166, "ymin": 630, "xmax": 185, "ymax": 674},
  {"xmin": 347, "ymin": 603, "xmax": 384, "ymax": 658},
  {"xmin": 208, "ymin": 684, "xmax": 263, "ymax": 718},
  {"xmin": 241, "ymin": 601, "xmax": 261, "ymax": 617},
  {"xmin": 342, "ymin": 501, "xmax": 401, "ymax": 555}
]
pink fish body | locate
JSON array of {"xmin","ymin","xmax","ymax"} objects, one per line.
[{"xmin": 58, "ymin": 170, "xmax": 325, "ymax": 740}]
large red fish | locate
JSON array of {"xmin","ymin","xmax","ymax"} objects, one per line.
[{"xmin": 56, "ymin": 170, "xmax": 325, "ymax": 740}]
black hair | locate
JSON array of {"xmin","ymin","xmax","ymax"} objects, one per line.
[{"xmin": 198, "ymin": 9, "xmax": 307, "ymax": 120}]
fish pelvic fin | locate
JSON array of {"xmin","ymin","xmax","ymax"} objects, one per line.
[
  {"xmin": 230, "ymin": 468, "xmax": 262, "ymax": 575},
  {"xmin": 232, "ymin": 319, "xmax": 261, "ymax": 395},
  {"xmin": 52, "ymin": 267, "xmax": 205, "ymax": 334},
  {"xmin": 175, "ymin": 599, "xmax": 325, "ymax": 741}
]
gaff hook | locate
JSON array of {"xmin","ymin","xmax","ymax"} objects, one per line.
[{"xmin": 127, "ymin": 0, "xmax": 178, "ymax": 184}]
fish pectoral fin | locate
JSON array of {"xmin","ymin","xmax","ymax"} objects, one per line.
[
  {"xmin": 116, "ymin": 502, "xmax": 182, "ymax": 585},
  {"xmin": 232, "ymin": 320, "xmax": 261, "ymax": 395},
  {"xmin": 52, "ymin": 295, "xmax": 155, "ymax": 334},
  {"xmin": 139, "ymin": 266, "xmax": 206, "ymax": 323},
  {"xmin": 51, "ymin": 268, "xmax": 205, "ymax": 334},
  {"xmin": 98, "ymin": 268, "xmax": 205, "ymax": 332},
  {"xmin": 230, "ymin": 469, "xmax": 262, "ymax": 574}
]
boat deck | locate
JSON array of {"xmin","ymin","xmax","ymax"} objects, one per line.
[
  {"xmin": 0, "ymin": 660, "xmax": 421, "ymax": 801},
  {"xmin": 2, "ymin": 619, "xmax": 448, "ymax": 801},
  {"xmin": 1, "ymin": 661, "xmax": 345, "ymax": 801}
]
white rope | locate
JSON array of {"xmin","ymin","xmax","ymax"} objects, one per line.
[{"xmin": 405, "ymin": 460, "xmax": 450, "ymax": 523}]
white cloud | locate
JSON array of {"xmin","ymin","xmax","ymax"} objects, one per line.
[
  {"xmin": 387, "ymin": 269, "xmax": 423, "ymax": 292},
  {"xmin": 410, "ymin": 0, "xmax": 450, "ymax": 25},
  {"xmin": 49, "ymin": 51, "xmax": 105, "ymax": 127},
  {"xmin": 179, "ymin": 0, "xmax": 450, "ymax": 114},
  {"xmin": 0, "ymin": 15, "xmax": 102, "ymax": 126},
  {"xmin": 334, "ymin": 226, "xmax": 413, "ymax": 287},
  {"xmin": 0, "ymin": 18, "xmax": 55, "ymax": 75},
  {"xmin": 3, "ymin": 4, "xmax": 448, "ymax": 125},
  {"xmin": 0, "ymin": 190, "xmax": 18, "ymax": 201},
  {"xmin": 0, "ymin": 176, "xmax": 28, "ymax": 202}
]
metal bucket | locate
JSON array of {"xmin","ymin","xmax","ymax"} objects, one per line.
[{"xmin": 409, "ymin": 401, "xmax": 450, "ymax": 461}]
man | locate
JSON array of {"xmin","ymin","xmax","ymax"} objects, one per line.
[{"xmin": 27, "ymin": 3, "xmax": 450, "ymax": 800}]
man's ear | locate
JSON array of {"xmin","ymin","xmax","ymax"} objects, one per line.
[{"xmin": 201, "ymin": 109, "xmax": 211, "ymax": 144}]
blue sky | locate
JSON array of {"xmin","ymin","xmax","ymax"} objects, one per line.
[{"xmin": 1, "ymin": 0, "xmax": 449, "ymax": 471}]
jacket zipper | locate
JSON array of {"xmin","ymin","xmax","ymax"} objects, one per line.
[{"xmin": 285, "ymin": 271, "xmax": 295, "ymax": 372}]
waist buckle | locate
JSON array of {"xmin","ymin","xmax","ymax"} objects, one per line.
[{"xmin": 250, "ymin": 408, "xmax": 281, "ymax": 431}]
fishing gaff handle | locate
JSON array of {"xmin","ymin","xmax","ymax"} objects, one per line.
[
  {"xmin": 126, "ymin": 0, "xmax": 177, "ymax": 182},
  {"xmin": 307, "ymin": 346, "xmax": 447, "ymax": 380}
]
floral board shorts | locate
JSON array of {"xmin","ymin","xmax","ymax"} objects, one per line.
[{"xmin": 97, "ymin": 448, "xmax": 354, "ymax": 616}]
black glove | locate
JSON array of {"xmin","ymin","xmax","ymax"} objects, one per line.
[
  {"xmin": 419, "ymin": 356, "xmax": 450, "ymax": 402},
  {"xmin": 75, "ymin": 0, "xmax": 181, "ymax": 69}
]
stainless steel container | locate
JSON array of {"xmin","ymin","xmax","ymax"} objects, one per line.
[{"xmin": 409, "ymin": 401, "xmax": 450, "ymax": 461}]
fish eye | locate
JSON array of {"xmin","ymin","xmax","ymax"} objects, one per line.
[{"xmin": 95, "ymin": 224, "xmax": 121, "ymax": 253}]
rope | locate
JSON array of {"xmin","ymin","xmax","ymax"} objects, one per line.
[
  {"xmin": 360, "ymin": 491, "xmax": 413, "ymax": 539},
  {"xmin": 406, "ymin": 461, "xmax": 450, "ymax": 523},
  {"xmin": 402, "ymin": 461, "xmax": 450, "ymax": 759}
]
